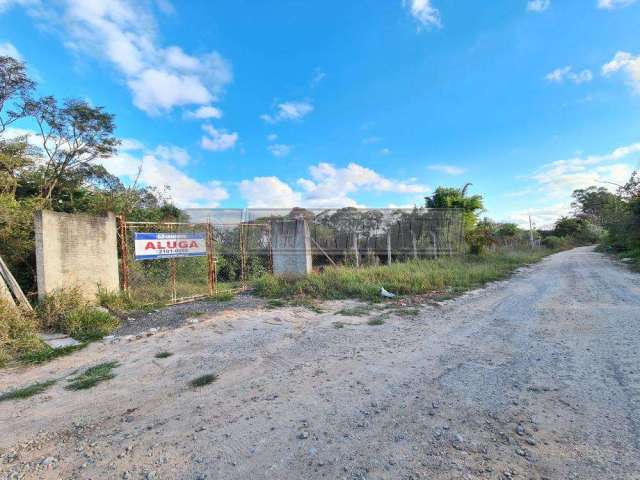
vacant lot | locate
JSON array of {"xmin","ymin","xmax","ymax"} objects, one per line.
[{"xmin": 1, "ymin": 247, "xmax": 639, "ymax": 479}]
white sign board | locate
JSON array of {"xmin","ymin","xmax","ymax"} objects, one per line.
[{"xmin": 134, "ymin": 232, "xmax": 207, "ymax": 260}]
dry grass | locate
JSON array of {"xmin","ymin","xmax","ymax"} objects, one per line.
[{"xmin": 254, "ymin": 249, "xmax": 551, "ymax": 302}]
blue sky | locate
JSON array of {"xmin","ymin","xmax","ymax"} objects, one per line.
[{"xmin": 1, "ymin": 0, "xmax": 639, "ymax": 227}]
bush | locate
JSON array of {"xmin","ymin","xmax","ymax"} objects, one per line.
[
  {"xmin": 0, "ymin": 298, "xmax": 44, "ymax": 367},
  {"xmin": 64, "ymin": 306, "xmax": 119, "ymax": 341},
  {"xmin": 37, "ymin": 288, "xmax": 119, "ymax": 340},
  {"xmin": 542, "ymin": 236, "xmax": 569, "ymax": 250},
  {"xmin": 37, "ymin": 287, "xmax": 86, "ymax": 331}
]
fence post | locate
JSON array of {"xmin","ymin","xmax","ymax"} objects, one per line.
[
  {"xmin": 386, "ymin": 230, "xmax": 392, "ymax": 266},
  {"xmin": 117, "ymin": 215, "xmax": 129, "ymax": 295},
  {"xmin": 206, "ymin": 222, "xmax": 216, "ymax": 296},
  {"xmin": 353, "ymin": 232, "xmax": 359, "ymax": 267}
]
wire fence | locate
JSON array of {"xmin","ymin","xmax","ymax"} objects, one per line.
[{"xmin": 118, "ymin": 208, "xmax": 465, "ymax": 305}]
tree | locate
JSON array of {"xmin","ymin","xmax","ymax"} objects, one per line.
[
  {"xmin": 571, "ymin": 186, "xmax": 619, "ymax": 226},
  {"xmin": 25, "ymin": 96, "xmax": 119, "ymax": 203},
  {"xmin": 0, "ymin": 55, "xmax": 35, "ymax": 133},
  {"xmin": 425, "ymin": 183, "xmax": 484, "ymax": 231}
]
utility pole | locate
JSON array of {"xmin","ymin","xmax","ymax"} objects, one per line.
[{"xmin": 528, "ymin": 215, "xmax": 535, "ymax": 248}]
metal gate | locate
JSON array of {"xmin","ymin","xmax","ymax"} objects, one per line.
[{"xmin": 117, "ymin": 217, "xmax": 272, "ymax": 305}]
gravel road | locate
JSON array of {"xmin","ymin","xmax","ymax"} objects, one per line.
[{"xmin": 1, "ymin": 246, "xmax": 639, "ymax": 479}]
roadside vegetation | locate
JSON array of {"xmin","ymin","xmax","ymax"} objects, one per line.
[
  {"xmin": 0, "ymin": 288, "xmax": 119, "ymax": 367},
  {"xmin": 0, "ymin": 379, "xmax": 56, "ymax": 402},
  {"xmin": 255, "ymin": 248, "xmax": 550, "ymax": 302},
  {"xmin": 65, "ymin": 361, "xmax": 119, "ymax": 391},
  {"xmin": 538, "ymin": 175, "xmax": 640, "ymax": 268}
]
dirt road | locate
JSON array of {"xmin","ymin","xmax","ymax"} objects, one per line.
[{"xmin": 1, "ymin": 247, "xmax": 639, "ymax": 479}]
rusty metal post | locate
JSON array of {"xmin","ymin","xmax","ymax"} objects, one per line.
[
  {"xmin": 117, "ymin": 215, "xmax": 130, "ymax": 294},
  {"xmin": 206, "ymin": 221, "xmax": 217, "ymax": 296},
  {"xmin": 239, "ymin": 221, "xmax": 246, "ymax": 290}
]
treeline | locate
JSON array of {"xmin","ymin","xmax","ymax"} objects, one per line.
[
  {"xmin": 542, "ymin": 174, "xmax": 640, "ymax": 258},
  {"xmin": 0, "ymin": 55, "xmax": 184, "ymax": 294}
]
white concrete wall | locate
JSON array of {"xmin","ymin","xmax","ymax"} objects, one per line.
[
  {"xmin": 34, "ymin": 210, "xmax": 120, "ymax": 301},
  {"xmin": 271, "ymin": 219, "xmax": 312, "ymax": 276}
]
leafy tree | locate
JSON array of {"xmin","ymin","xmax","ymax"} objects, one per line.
[
  {"xmin": 0, "ymin": 55, "xmax": 35, "ymax": 133},
  {"xmin": 571, "ymin": 186, "xmax": 620, "ymax": 226},
  {"xmin": 425, "ymin": 183, "xmax": 484, "ymax": 231},
  {"xmin": 25, "ymin": 96, "xmax": 119, "ymax": 203}
]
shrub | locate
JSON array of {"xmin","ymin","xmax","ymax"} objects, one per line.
[
  {"xmin": 542, "ymin": 235, "xmax": 568, "ymax": 250},
  {"xmin": 0, "ymin": 297, "xmax": 44, "ymax": 367},
  {"xmin": 64, "ymin": 307, "xmax": 119, "ymax": 341},
  {"xmin": 38, "ymin": 288, "xmax": 119, "ymax": 340},
  {"xmin": 37, "ymin": 287, "xmax": 86, "ymax": 331}
]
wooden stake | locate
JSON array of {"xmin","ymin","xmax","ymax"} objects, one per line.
[{"xmin": 0, "ymin": 254, "xmax": 32, "ymax": 310}]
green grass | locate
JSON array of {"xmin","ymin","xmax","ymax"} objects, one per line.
[
  {"xmin": 335, "ymin": 305, "xmax": 374, "ymax": 317},
  {"xmin": 367, "ymin": 317, "xmax": 386, "ymax": 326},
  {"xmin": 189, "ymin": 373, "xmax": 218, "ymax": 387},
  {"xmin": 155, "ymin": 351, "xmax": 173, "ymax": 359},
  {"xmin": 389, "ymin": 307, "xmax": 421, "ymax": 317},
  {"xmin": 20, "ymin": 343, "xmax": 88, "ymax": 364},
  {"xmin": 253, "ymin": 249, "xmax": 551, "ymax": 302},
  {"xmin": 0, "ymin": 380, "xmax": 56, "ymax": 402},
  {"xmin": 65, "ymin": 361, "xmax": 120, "ymax": 391},
  {"xmin": 266, "ymin": 299, "xmax": 286, "ymax": 309}
]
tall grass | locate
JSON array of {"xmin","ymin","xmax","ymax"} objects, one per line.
[{"xmin": 254, "ymin": 249, "xmax": 551, "ymax": 302}]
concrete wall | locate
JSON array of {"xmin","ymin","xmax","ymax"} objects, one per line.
[
  {"xmin": 35, "ymin": 210, "xmax": 120, "ymax": 301},
  {"xmin": 271, "ymin": 219, "xmax": 312, "ymax": 276}
]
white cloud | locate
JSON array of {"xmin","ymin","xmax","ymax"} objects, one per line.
[
  {"xmin": 0, "ymin": 41, "xmax": 21, "ymax": 60},
  {"xmin": 184, "ymin": 105, "xmax": 223, "ymax": 120},
  {"xmin": 98, "ymin": 144, "xmax": 228, "ymax": 208},
  {"xmin": 427, "ymin": 164, "xmax": 466, "ymax": 175},
  {"xmin": 237, "ymin": 162, "xmax": 428, "ymax": 208},
  {"xmin": 504, "ymin": 204, "xmax": 570, "ymax": 229},
  {"xmin": 261, "ymin": 101, "xmax": 314, "ymax": 123},
  {"xmin": 153, "ymin": 144, "xmax": 190, "ymax": 166},
  {"xmin": 200, "ymin": 124, "xmax": 238, "ymax": 152},
  {"xmin": 545, "ymin": 66, "xmax": 593, "ymax": 84},
  {"xmin": 267, "ymin": 133, "xmax": 278, "ymax": 142},
  {"xmin": 267, "ymin": 144, "xmax": 292, "ymax": 158},
  {"xmin": 602, "ymin": 51, "xmax": 640, "ymax": 93},
  {"xmin": 527, "ymin": 0, "xmax": 551, "ymax": 12},
  {"xmin": 597, "ymin": 0, "xmax": 637, "ymax": 9},
  {"xmin": 529, "ymin": 142, "xmax": 640, "ymax": 199},
  {"xmin": 5, "ymin": 0, "xmax": 232, "ymax": 116},
  {"xmin": 298, "ymin": 162, "xmax": 428, "ymax": 207},
  {"xmin": 239, "ymin": 177, "xmax": 301, "ymax": 208},
  {"xmin": 404, "ymin": 0, "xmax": 442, "ymax": 29}
]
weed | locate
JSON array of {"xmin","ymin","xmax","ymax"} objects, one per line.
[
  {"xmin": 335, "ymin": 305, "xmax": 373, "ymax": 317},
  {"xmin": 20, "ymin": 343, "xmax": 87, "ymax": 364},
  {"xmin": 65, "ymin": 361, "xmax": 119, "ymax": 391},
  {"xmin": 0, "ymin": 380, "xmax": 56, "ymax": 402},
  {"xmin": 253, "ymin": 249, "xmax": 552, "ymax": 302},
  {"xmin": 189, "ymin": 373, "xmax": 218, "ymax": 387},
  {"xmin": 367, "ymin": 317, "xmax": 386, "ymax": 326},
  {"xmin": 155, "ymin": 351, "xmax": 173, "ymax": 359},
  {"xmin": 0, "ymin": 298, "xmax": 43, "ymax": 367},
  {"xmin": 332, "ymin": 321, "xmax": 345, "ymax": 329},
  {"xmin": 65, "ymin": 307, "xmax": 119, "ymax": 341},
  {"xmin": 266, "ymin": 299, "xmax": 286, "ymax": 309},
  {"xmin": 206, "ymin": 291, "xmax": 235, "ymax": 302},
  {"xmin": 289, "ymin": 297, "xmax": 324, "ymax": 313},
  {"xmin": 390, "ymin": 307, "xmax": 420, "ymax": 317}
]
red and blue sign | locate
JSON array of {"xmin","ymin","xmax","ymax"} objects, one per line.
[{"xmin": 134, "ymin": 232, "xmax": 207, "ymax": 260}]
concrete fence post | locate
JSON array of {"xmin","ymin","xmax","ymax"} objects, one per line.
[
  {"xmin": 270, "ymin": 218, "xmax": 312, "ymax": 276},
  {"xmin": 35, "ymin": 210, "xmax": 120, "ymax": 302}
]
